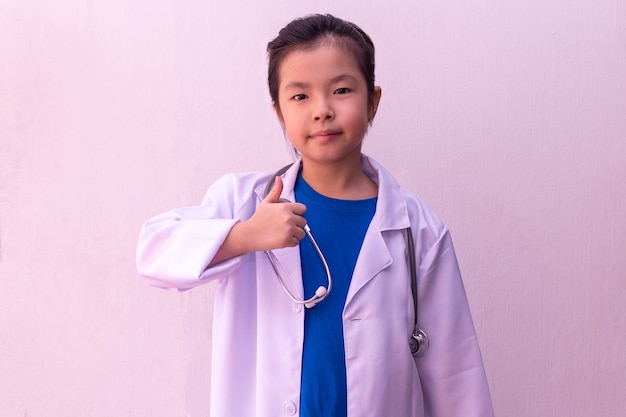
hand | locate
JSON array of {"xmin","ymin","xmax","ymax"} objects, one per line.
[
  {"xmin": 210, "ymin": 176, "xmax": 307, "ymax": 265},
  {"xmin": 242, "ymin": 176, "xmax": 307, "ymax": 251}
]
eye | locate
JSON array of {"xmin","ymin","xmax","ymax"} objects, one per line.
[
  {"xmin": 334, "ymin": 87, "xmax": 351, "ymax": 95},
  {"xmin": 292, "ymin": 93, "xmax": 308, "ymax": 101}
]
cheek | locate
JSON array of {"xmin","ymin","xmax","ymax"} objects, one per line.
[
  {"xmin": 342, "ymin": 103, "xmax": 370, "ymax": 129},
  {"xmin": 279, "ymin": 111, "xmax": 306, "ymax": 142},
  {"xmin": 280, "ymin": 110, "xmax": 301, "ymax": 131}
]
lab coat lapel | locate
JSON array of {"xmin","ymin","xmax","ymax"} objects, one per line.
[
  {"xmin": 345, "ymin": 156, "xmax": 411, "ymax": 307},
  {"xmin": 345, "ymin": 223, "xmax": 392, "ymax": 305},
  {"xmin": 253, "ymin": 161, "xmax": 305, "ymax": 299}
]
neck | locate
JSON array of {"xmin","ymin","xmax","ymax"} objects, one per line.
[{"xmin": 300, "ymin": 156, "xmax": 378, "ymax": 200}]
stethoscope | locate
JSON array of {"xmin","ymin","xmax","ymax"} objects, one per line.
[{"xmin": 263, "ymin": 164, "xmax": 429, "ymax": 356}]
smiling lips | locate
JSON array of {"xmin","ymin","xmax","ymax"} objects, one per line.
[{"xmin": 310, "ymin": 130, "xmax": 341, "ymax": 140}]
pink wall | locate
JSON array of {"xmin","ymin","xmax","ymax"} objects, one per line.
[{"xmin": 1, "ymin": 1, "xmax": 624, "ymax": 416}]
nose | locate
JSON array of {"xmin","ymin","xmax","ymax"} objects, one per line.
[{"xmin": 312, "ymin": 98, "xmax": 334, "ymax": 121}]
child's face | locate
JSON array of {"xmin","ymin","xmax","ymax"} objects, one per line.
[{"xmin": 274, "ymin": 41, "xmax": 381, "ymax": 167}]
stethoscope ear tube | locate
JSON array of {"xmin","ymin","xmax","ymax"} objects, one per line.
[
  {"xmin": 263, "ymin": 164, "xmax": 332, "ymax": 309},
  {"xmin": 265, "ymin": 246, "xmax": 331, "ymax": 308}
]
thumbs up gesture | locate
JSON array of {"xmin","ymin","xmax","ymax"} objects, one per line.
[
  {"xmin": 249, "ymin": 176, "xmax": 307, "ymax": 250},
  {"xmin": 210, "ymin": 176, "xmax": 307, "ymax": 265}
]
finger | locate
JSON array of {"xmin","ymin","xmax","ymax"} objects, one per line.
[
  {"xmin": 263, "ymin": 176, "xmax": 283, "ymax": 204},
  {"xmin": 289, "ymin": 202, "xmax": 307, "ymax": 216},
  {"xmin": 294, "ymin": 227, "xmax": 306, "ymax": 241},
  {"xmin": 286, "ymin": 229, "xmax": 306, "ymax": 247},
  {"xmin": 293, "ymin": 216, "xmax": 308, "ymax": 229}
]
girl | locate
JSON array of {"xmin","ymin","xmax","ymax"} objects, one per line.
[{"xmin": 137, "ymin": 14, "xmax": 494, "ymax": 417}]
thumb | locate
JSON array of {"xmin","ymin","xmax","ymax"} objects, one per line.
[{"xmin": 263, "ymin": 176, "xmax": 283, "ymax": 203}]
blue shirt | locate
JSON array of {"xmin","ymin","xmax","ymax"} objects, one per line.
[{"xmin": 295, "ymin": 174, "xmax": 377, "ymax": 417}]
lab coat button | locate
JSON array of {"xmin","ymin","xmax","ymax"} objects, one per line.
[
  {"xmin": 292, "ymin": 303, "xmax": 302, "ymax": 313},
  {"xmin": 283, "ymin": 401, "xmax": 297, "ymax": 415}
]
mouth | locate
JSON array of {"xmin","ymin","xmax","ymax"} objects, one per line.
[{"xmin": 309, "ymin": 130, "xmax": 341, "ymax": 140}]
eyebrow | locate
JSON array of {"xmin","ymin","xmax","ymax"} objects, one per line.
[{"xmin": 282, "ymin": 74, "xmax": 359, "ymax": 91}]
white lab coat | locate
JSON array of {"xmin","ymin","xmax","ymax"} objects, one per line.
[{"xmin": 136, "ymin": 155, "xmax": 494, "ymax": 417}]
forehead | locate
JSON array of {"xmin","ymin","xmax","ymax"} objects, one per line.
[{"xmin": 278, "ymin": 42, "xmax": 365, "ymax": 89}]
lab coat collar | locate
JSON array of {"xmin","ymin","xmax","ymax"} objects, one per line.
[
  {"xmin": 254, "ymin": 154, "xmax": 411, "ymax": 233},
  {"xmin": 360, "ymin": 155, "xmax": 411, "ymax": 232},
  {"xmin": 252, "ymin": 154, "xmax": 411, "ymax": 305}
]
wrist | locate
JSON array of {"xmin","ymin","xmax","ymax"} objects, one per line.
[{"xmin": 227, "ymin": 221, "xmax": 253, "ymax": 254}]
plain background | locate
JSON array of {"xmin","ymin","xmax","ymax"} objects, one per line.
[{"xmin": 1, "ymin": 0, "xmax": 625, "ymax": 416}]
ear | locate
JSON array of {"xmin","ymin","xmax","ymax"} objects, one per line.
[
  {"xmin": 272, "ymin": 101, "xmax": 285, "ymax": 128},
  {"xmin": 368, "ymin": 86, "xmax": 382, "ymax": 123}
]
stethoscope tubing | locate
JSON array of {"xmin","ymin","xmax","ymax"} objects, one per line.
[{"xmin": 265, "ymin": 224, "xmax": 332, "ymax": 308}]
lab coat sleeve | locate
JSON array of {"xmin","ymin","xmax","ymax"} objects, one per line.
[
  {"xmin": 414, "ymin": 229, "xmax": 494, "ymax": 417},
  {"xmin": 136, "ymin": 174, "xmax": 257, "ymax": 290}
]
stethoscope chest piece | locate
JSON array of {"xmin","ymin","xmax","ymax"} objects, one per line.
[{"xmin": 410, "ymin": 328, "xmax": 429, "ymax": 357}]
